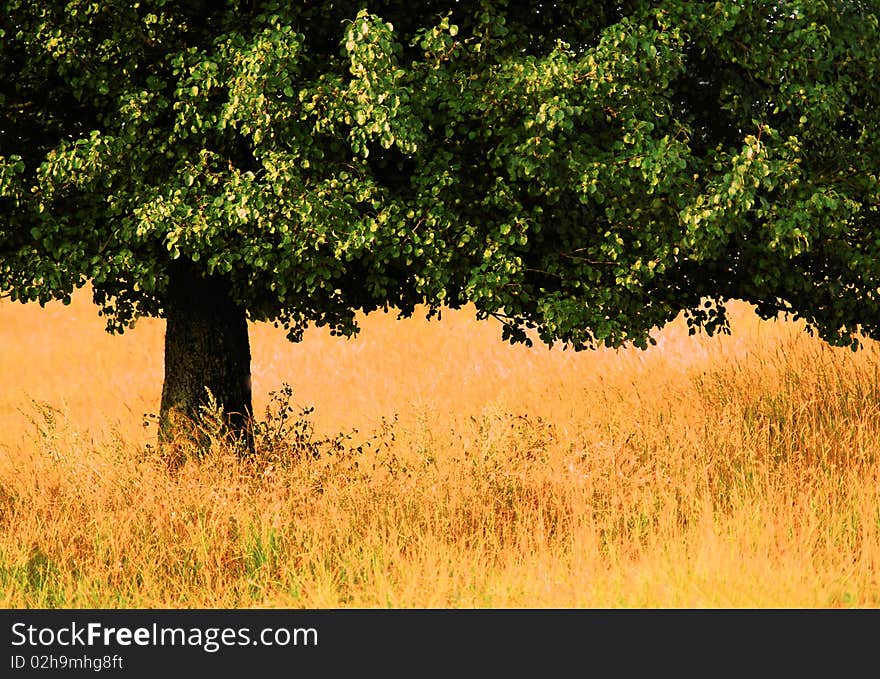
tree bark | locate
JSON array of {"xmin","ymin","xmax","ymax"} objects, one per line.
[{"xmin": 159, "ymin": 260, "xmax": 253, "ymax": 453}]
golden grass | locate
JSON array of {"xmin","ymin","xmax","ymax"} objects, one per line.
[{"xmin": 0, "ymin": 289, "xmax": 878, "ymax": 607}]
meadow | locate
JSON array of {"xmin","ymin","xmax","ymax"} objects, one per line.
[{"xmin": 1, "ymin": 288, "xmax": 878, "ymax": 607}]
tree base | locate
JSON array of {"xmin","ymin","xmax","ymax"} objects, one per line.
[{"xmin": 158, "ymin": 260, "xmax": 254, "ymax": 455}]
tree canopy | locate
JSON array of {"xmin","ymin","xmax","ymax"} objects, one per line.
[{"xmin": 2, "ymin": 1, "xmax": 880, "ymax": 439}]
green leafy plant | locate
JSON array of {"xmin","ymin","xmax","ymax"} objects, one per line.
[{"xmin": 3, "ymin": 1, "xmax": 879, "ymax": 450}]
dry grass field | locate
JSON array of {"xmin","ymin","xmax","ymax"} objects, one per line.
[{"xmin": 1, "ymin": 287, "xmax": 878, "ymax": 607}]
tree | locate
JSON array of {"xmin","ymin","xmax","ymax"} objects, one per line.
[{"xmin": 2, "ymin": 1, "xmax": 879, "ymax": 449}]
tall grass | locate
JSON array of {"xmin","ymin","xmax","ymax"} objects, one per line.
[{"xmin": 0, "ymin": 292, "xmax": 878, "ymax": 607}]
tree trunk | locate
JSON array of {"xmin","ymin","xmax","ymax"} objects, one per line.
[{"xmin": 159, "ymin": 260, "xmax": 253, "ymax": 453}]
